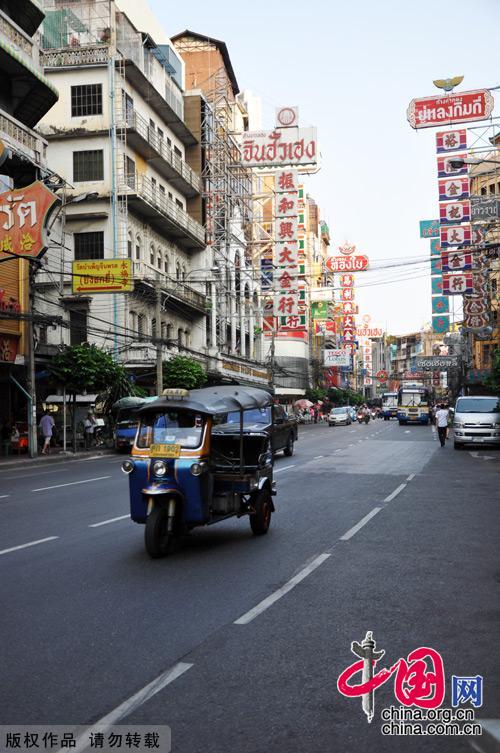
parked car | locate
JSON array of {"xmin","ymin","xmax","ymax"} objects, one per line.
[
  {"xmin": 223, "ymin": 404, "xmax": 298, "ymax": 456},
  {"xmin": 328, "ymin": 407, "xmax": 352, "ymax": 426},
  {"xmin": 452, "ymin": 395, "xmax": 500, "ymax": 449}
]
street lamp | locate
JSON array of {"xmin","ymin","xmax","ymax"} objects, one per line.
[{"xmin": 448, "ymin": 157, "xmax": 500, "ymax": 170}]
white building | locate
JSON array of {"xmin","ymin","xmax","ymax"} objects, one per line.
[{"xmin": 35, "ymin": 0, "xmax": 209, "ymax": 382}]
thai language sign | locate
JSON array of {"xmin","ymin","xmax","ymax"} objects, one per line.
[
  {"xmin": 0, "ymin": 181, "xmax": 59, "ymax": 261},
  {"xmin": 419, "ymin": 219, "xmax": 440, "ymax": 238},
  {"xmin": 407, "ymin": 90, "xmax": 494, "ymax": 129},
  {"xmin": 242, "ymin": 128, "xmax": 318, "ymax": 168},
  {"xmin": 325, "ymin": 255, "xmax": 369, "ymax": 272},
  {"xmin": 415, "ymin": 356, "xmax": 459, "ymax": 370},
  {"xmin": 72, "ymin": 259, "xmax": 133, "ymax": 293}
]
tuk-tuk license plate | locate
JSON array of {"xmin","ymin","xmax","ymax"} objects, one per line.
[{"xmin": 150, "ymin": 443, "xmax": 181, "ymax": 458}]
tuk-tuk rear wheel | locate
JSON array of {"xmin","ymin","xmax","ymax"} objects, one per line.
[
  {"xmin": 145, "ymin": 504, "xmax": 178, "ymax": 558},
  {"xmin": 250, "ymin": 488, "xmax": 272, "ymax": 536}
]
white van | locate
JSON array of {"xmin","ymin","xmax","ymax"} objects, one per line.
[{"xmin": 452, "ymin": 395, "xmax": 500, "ymax": 449}]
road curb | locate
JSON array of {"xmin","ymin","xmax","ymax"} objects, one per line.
[
  {"xmin": 0, "ymin": 449, "xmax": 116, "ymax": 468},
  {"xmin": 470, "ymin": 720, "xmax": 500, "ymax": 753}
]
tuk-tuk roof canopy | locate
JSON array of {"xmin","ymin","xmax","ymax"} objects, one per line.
[
  {"xmin": 138, "ymin": 386, "xmax": 273, "ymax": 417},
  {"xmin": 112, "ymin": 396, "xmax": 158, "ymax": 411}
]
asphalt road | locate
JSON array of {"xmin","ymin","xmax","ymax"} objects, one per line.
[{"xmin": 0, "ymin": 420, "xmax": 498, "ymax": 753}]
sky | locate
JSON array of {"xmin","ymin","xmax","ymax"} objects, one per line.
[{"xmin": 128, "ymin": 0, "xmax": 498, "ymax": 335}]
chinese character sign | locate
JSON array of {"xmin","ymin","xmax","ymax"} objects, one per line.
[
  {"xmin": 442, "ymin": 273, "xmax": 473, "ymax": 295},
  {"xmin": 436, "ymin": 129, "xmax": 467, "ymax": 153},
  {"xmin": 0, "ymin": 182, "xmax": 60, "ymax": 261},
  {"xmin": 273, "ymin": 170, "xmax": 299, "ymax": 320}
]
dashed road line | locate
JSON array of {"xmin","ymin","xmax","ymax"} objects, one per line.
[
  {"xmin": 32, "ymin": 476, "xmax": 111, "ymax": 492},
  {"xmin": 384, "ymin": 483, "xmax": 407, "ymax": 502},
  {"xmin": 274, "ymin": 465, "xmax": 296, "ymax": 473},
  {"xmin": 407, "ymin": 473, "xmax": 415, "ymax": 481},
  {"xmin": 313, "ymin": 455, "xmax": 324, "ymax": 460},
  {"xmin": 234, "ymin": 553, "xmax": 331, "ymax": 625},
  {"xmin": 340, "ymin": 507, "xmax": 382, "ymax": 541},
  {"xmin": 0, "ymin": 495, "xmax": 10, "ymax": 499},
  {"xmin": 0, "ymin": 536, "xmax": 59, "ymax": 556},
  {"xmin": 89, "ymin": 514, "xmax": 130, "ymax": 528}
]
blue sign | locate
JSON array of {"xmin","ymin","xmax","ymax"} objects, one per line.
[
  {"xmin": 420, "ymin": 219, "xmax": 440, "ymax": 238},
  {"xmin": 431, "ymin": 277, "xmax": 443, "ymax": 295},
  {"xmin": 430, "ymin": 238, "xmax": 442, "ymax": 256},
  {"xmin": 432, "ymin": 315, "xmax": 450, "ymax": 334},
  {"xmin": 432, "ymin": 296, "xmax": 449, "ymax": 315}
]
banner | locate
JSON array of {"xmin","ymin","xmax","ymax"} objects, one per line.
[{"xmin": 72, "ymin": 259, "xmax": 133, "ymax": 293}]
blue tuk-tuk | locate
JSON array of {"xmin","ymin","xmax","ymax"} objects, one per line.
[{"xmin": 122, "ymin": 386, "xmax": 276, "ymax": 558}]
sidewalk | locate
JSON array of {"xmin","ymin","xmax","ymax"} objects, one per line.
[{"xmin": 0, "ymin": 447, "xmax": 116, "ymax": 468}]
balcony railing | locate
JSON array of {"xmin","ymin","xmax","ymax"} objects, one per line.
[
  {"xmin": 0, "ymin": 10, "xmax": 40, "ymax": 64},
  {"xmin": 123, "ymin": 109, "xmax": 201, "ymax": 196},
  {"xmin": 42, "ymin": 44, "xmax": 109, "ymax": 68},
  {"xmin": 0, "ymin": 109, "xmax": 46, "ymax": 163},
  {"xmin": 132, "ymin": 262, "xmax": 207, "ymax": 312},
  {"xmin": 123, "ymin": 173, "xmax": 205, "ymax": 249}
]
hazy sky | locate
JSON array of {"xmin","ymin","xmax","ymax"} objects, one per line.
[{"xmin": 142, "ymin": 0, "xmax": 498, "ymax": 334}]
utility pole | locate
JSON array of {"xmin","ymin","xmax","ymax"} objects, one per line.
[
  {"xmin": 155, "ymin": 278, "xmax": 163, "ymax": 396},
  {"xmin": 26, "ymin": 262, "xmax": 37, "ymax": 458}
]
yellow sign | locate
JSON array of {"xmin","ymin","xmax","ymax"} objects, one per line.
[
  {"xmin": 149, "ymin": 444, "xmax": 181, "ymax": 458},
  {"xmin": 72, "ymin": 259, "xmax": 133, "ymax": 294}
]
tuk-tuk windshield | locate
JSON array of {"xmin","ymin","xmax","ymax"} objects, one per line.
[
  {"xmin": 136, "ymin": 411, "xmax": 205, "ymax": 449},
  {"xmin": 225, "ymin": 407, "xmax": 271, "ymax": 425}
]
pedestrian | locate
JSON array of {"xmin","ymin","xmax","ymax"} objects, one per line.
[
  {"xmin": 435, "ymin": 403, "xmax": 449, "ymax": 447},
  {"xmin": 84, "ymin": 412, "xmax": 96, "ymax": 449},
  {"xmin": 39, "ymin": 411, "xmax": 55, "ymax": 455},
  {"xmin": 1, "ymin": 421, "xmax": 11, "ymax": 456}
]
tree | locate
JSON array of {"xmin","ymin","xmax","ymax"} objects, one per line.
[
  {"xmin": 163, "ymin": 356, "xmax": 207, "ymax": 390},
  {"xmin": 49, "ymin": 344, "xmax": 142, "ymax": 451}
]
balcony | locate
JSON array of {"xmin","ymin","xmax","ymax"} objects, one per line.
[
  {"xmin": 124, "ymin": 110, "xmax": 201, "ymax": 198},
  {"xmin": 0, "ymin": 108, "xmax": 47, "ymax": 164},
  {"xmin": 123, "ymin": 174, "xmax": 205, "ymax": 250},
  {"xmin": 0, "ymin": 9, "xmax": 40, "ymax": 65},
  {"xmin": 0, "ymin": 37, "xmax": 58, "ymax": 126},
  {"xmin": 42, "ymin": 43, "xmax": 109, "ymax": 69},
  {"xmin": 5, "ymin": 0, "xmax": 44, "ymax": 37},
  {"xmin": 132, "ymin": 263, "xmax": 208, "ymax": 315}
]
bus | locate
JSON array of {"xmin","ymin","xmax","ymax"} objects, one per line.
[
  {"xmin": 397, "ymin": 383, "xmax": 431, "ymax": 425},
  {"xmin": 381, "ymin": 392, "xmax": 398, "ymax": 420}
]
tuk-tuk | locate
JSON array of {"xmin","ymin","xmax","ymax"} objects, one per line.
[
  {"xmin": 112, "ymin": 396, "xmax": 157, "ymax": 452},
  {"xmin": 122, "ymin": 386, "xmax": 276, "ymax": 558}
]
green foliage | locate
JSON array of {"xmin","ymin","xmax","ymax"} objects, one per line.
[
  {"xmin": 49, "ymin": 344, "xmax": 142, "ymax": 408},
  {"xmin": 327, "ymin": 387, "xmax": 364, "ymax": 406},
  {"xmin": 163, "ymin": 356, "xmax": 207, "ymax": 390},
  {"xmin": 305, "ymin": 387, "xmax": 327, "ymax": 403},
  {"xmin": 485, "ymin": 347, "xmax": 500, "ymax": 393}
]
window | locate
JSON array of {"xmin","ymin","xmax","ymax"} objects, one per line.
[
  {"xmin": 135, "ymin": 235, "xmax": 141, "ymax": 261},
  {"xmin": 138, "ymin": 314, "xmax": 145, "ymax": 338},
  {"xmin": 174, "ymin": 145, "xmax": 182, "ymax": 158},
  {"xmin": 177, "ymin": 328, "xmax": 183, "ymax": 346},
  {"xmin": 176, "ymin": 261, "xmax": 181, "ymax": 280},
  {"xmin": 150, "ymin": 244, "xmax": 155, "ymax": 265},
  {"xmin": 69, "ymin": 309, "xmax": 87, "ymax": 345},
  {"xmin": 125, "ymin": 156, "xmax": 135, "ymax": 189},
  {"xmin": 151, "ymin": 177, "xmax": 157, "ymax": 204},
  {"xmin": 157, "ymin": 127, "xmax": 164, "ymax": 144},
  {"xmin": 175, "ymin": 198, "xmax": 183, "ymax": 210},
  {"xmin": 127, "ymin": 232, "xmax": 132, "ymax": 259},
  {"xmin": 167, "ymin": 323, "xmax": 173, "ymax": 340},
  {"xmin": 159, "ymin": 184, "xmax": 166, "ymax": 206},
  {"xmin": 164, "ymin": 257, "xmax": 169, "ymax": 275},
  {"xmin": 161, "ymin": 322, "xmax": 167, "ymax": 339},
  {"xmin": 71, "ymin": 84, "xmax": 102, "ymax": 117},
  {"xmin": 123, "ymin": 91, "xmax": 134, "ymax": 123},
  {"xmin": 129, "ymin": 311, "xmax": 137, "ymax": 335},
  {"xmin": 74, "ymin": 231, "xmax": 104, "ymax": 260},
  {"xmin": 73, "ymin": 150, "xmax": 104, "ymax": 182},
  {"xmin": 489, "ymin": 184, "xmax": 496, "ymax": 195},
  {"xmin": 167, "ymin": 137, "xmax": 172, "ymax": 147},
  {"xmin": 152, "ymin": 318, "xmax": 157, "ymax": 339}
]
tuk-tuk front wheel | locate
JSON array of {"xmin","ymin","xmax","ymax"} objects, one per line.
[
  {"xmin": 250, "ymin": 488, "xmax": 272, "ymax": 536},
  {"xmin": 145, "ymin": 502, "xmax": 178, "ymax": 558}
]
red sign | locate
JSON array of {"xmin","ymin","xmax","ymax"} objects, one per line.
[
  {"xmin": 436, "ymin": 129, "xmax": 467, "ymax": 153},
  {"xmin": 0, "ymin": 334, "xmax": 19, "ymax": 362},
  {"xmin": 439, "ymin": 200, "xmax": 471, "ymax": 224},
  {"xmin": 0, "ymin": 182, "xmax": 59, "ymax": 261},
  {"xmin": 464, "ymin": 298, "xmax": 488, "ymax": 316},
  {"xmin": 465, "ymin": 313, "xmax": 490, "ymax": 328},
  {"xmin": 440, "ymin": 224, "xmax": 472, "ymax": 248},
  {"xmin": 326, "ymin": 255, "xmax": 369, "ymax": 272},
  {"xmin": 376, "ymin": 370, "xmax": 388, "ymax": 382},
  {"xmin": 442, "ymin": 273, "xmax": 474, "ymax": 295},
  {"xmin": 314, "ymin": 321, "xmax": 336, "ymax": 335},
  {"xmin": 407, "ymin": 90, "xmax": 494, "ymax": 129}
]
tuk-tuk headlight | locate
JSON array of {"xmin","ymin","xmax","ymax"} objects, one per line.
[
  {"xmin": 152, "ymin": 460, "xmax": 167, "ymax": 477},
  {"xmin": 190, "ymin": 462, "xmax": 207, "ymax": 476},
  {"xmin": 121, "ymin": 459, "xmax": 135, "ymax": 474}
]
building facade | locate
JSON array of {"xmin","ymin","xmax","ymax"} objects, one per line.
[{"xmin": 0, "ymin": 0, "xmax": 58, "ymax": 427}]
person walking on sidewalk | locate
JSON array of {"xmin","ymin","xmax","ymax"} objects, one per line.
[
  {"xmin": 84, "ymin": 412, "xmax": 96, "ymax": 450},
  {"xmin": 435, "ymin": 403, "xmax": 449, "ymax": 447},
  {"xmin": 39, "ymin": 411, "xmax": 55, "ymax": 455}
]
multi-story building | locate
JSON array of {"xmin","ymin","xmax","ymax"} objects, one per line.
[
  {"xmin": 172, "ymin": 30, "xmax": 268, "ymax": 388},
  {"xmin": 0, "ymin": 0, "xmax": 58, "ymax": 425},
  {"xmin": 35, "ymin": 0, "xmax": 208, "ymax": 385}
]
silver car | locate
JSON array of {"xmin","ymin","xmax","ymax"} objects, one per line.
[
  {"xmin": 328, "ymin": 406, "xmax": 352, "ymax": 426},
  {"xmin": 452, "ymin": 395, "xmax": 500, "ymax": 449}
]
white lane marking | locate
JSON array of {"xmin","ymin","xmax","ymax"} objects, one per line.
[
  {"xmin": 407, "ymin": 474, "xmax": 415, "ymax": 481},
  {"xmin": 0, "ymin": 536, "xmax": 58, "ymax": 556},
  {"xmin": 274, "ymin": 465, "xmax": 295, "ymax": 473},
  {"xmin": 71, "ymin": 662, "xmax": 193, "ymax": 752},
  {"xmin": 340, "ymin": 508, "xmax": 382, "ymax": 541},
  {"xmin": 405, "ymin": 430, "xmax": 411, "ymax": 434},
  {"xmin": 89, "ymin": 514, "xmax": 130, "ymax": 528},
  {"xmin": 384, "ymin": 483, "xmax": 407, "ymax": 502},
  {"xmin": 32, "ymin": 476, "xmax": 111, "ymax": 492},
  {"xmin": 0, "ymin": 494, "xmax": 10, "ymax": 499},
  {"xmin": 313, "ymin": 455, "xmax": 324, "ymax": 460},
  {"xmin": 234, "ymin": 553, "xmax": 331, "ymax": 625}
]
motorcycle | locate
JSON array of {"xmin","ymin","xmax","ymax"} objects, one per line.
[
  {"xmin": 364, "ymin": 414, "xmax": 370, "ymax": 424},
  {"xmin": 357, "ymin": 411, "xmax": 364, "ymax": 424}
]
